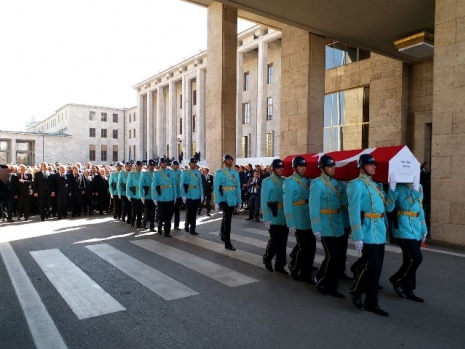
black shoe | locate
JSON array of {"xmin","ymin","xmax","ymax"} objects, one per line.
[
  {"xmin": 174, "ymin": 227, "xmax": 181, "ymax": 231},
  {"xmin": 404, "ymin": 291, "xmax": 425, "ymax": 303},
  {"xmin": 184, "ymin": 226, "xmax": 189, "ymax": 232},
  {"xmin": 393, "ymin": 285, "xmax": 407, "ymax": 298},
  {"xmin": 339, "ymin": 273, "xmax": 355, "ymax": 281},
  {"xmin": 207, "ymin": 213, "xmax": 211, "ymax": 216},
  {"xmin": 290, "ymin": 271, "xmax": 301, "ymax": 281},
  {"xmin": 263, "ymin": 260, "xmax": 273, "ymax": 272},
  {"xmin": 350, "ymin": 292, "xmax": 364, "ymax": 311},
  {"xmin": 137, "ymin": 225, "xmax": 143, "ymax": 229},
  {"xmin": 219, "ymin": 232, "xmax": 225, "ymax": 242},
  {"xmin": 317, "ymin": 285, "xmax": 329, "ymax": 295},
  {"xmin": 225, "ymin": 244, "xmax": 236, "ymax": 251},
  {"xmin": 190, "ymin": 232, "xmax": 199, "ymax": 235},
  {"xmin": 274, "ymin": 267, "xmax": 289, "ymax": 275},
  {"xmin": 164, "ymin": 233, "xmax": 172, "ymax": 238},
  {"xmin": 364, "ymin": 304, "xmax": 389, "ymax": 317}
]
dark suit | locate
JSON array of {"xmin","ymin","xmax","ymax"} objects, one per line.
[
  {"xmin": 52, "ymin": 173, "xmax": 70, "ymax": 219},
  {"xmin": 246, "ymin": 176, "xmax": 262, "ymax": 220},
  {"xmin": 71, "ymin": 173, "xmax": 86, "ymax": 217},
  {"xmin": 82, "ymin": 175, "xmax": 93, "ymax": 214},
  {"xmin": 200, "ymin": 173, "xmax": 213, "ymax": 215},
  {"xmin": 33, "ymin": 171, "xmax": 51, "ymax": 220},
  {"xmin": 17, "ymin": 172, "xmax": 33, "ymax": 220}
]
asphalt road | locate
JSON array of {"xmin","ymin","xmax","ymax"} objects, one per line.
[{"xmin": 1, "ymin": 211, "xmax": 464, "ymax": 349}]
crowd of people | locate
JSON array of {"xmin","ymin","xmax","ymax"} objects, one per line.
[{"xmin": 0, "ymin": 151, "xmax": 428, "ymax": 317}]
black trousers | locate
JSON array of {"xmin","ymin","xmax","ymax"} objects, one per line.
[
  {"xmin": 158, "ymin": 201, "xmax": 174, "ymax": 235},
  {"xmin": 18, "ymin": 194, "xmax": 31, "ymax": 219},
  {"xmin": 390, "ymin": 239, "xmax": 422, "ymax": 292},
  {"xmin": 316, "ymin": 235, "xmax": 345, "ymax": 292},
  {"xmin": 144, "ymin": 199, "xmax": 156, "ymax": 229},
  {"xmin": 174, "ymin": 198, "xmax": 182, "ymax": 228},
  {"xmin": 131, "ymin": 199, "xmax": 143, "ymax": 226},
  {"xmin": 200, "ymin": 192, "xmax": 212, "ymax": 214},
  {"xmin": 113, "ymin": 195, "xmax": 122, "ymax": 219},
  {"xmin": 56, "ymin": 193, "xmax": 68, "ymax": 219},
  {"xmin": 263, "ymin": 224, "xmax": 289, "ymax": 269},
  {"xmin": 121, "ymin": 196, "xmax": 132, "ymax": 223},
  {"xmin": 349, "ymin": 243, "xmax": 385, "ymax": 307},
  {"xmin": 220, "ymin": 203, "xmax": 235, "ymax": 246},
  {"xmin": 186, "ymin": 199, "xmax": 201, "ymax": 233},
  {"xmin": 247, "ymin": 193, "xmax": 260, "ymax": 219},
  {"xmin": 71, "ymin": 194, "xmax": 82, "ymax": 217},
  {"xmin": 290, "ymin": 229, "xmax": 316, "ymax": 280}
]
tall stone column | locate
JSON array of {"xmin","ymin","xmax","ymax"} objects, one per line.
[
  {"xmin": 206, "ymin": 2, "xmax": 237, "ymax": 170},
  {"xmin": 168, "ymin": 80, "xmax": 177, "ymax": 160},
  {"xmin": 280, "ymin": 26, "xmax": 325, "ymax": 155},
  {"xmin": 256, "ymin": 40, "xmax": 268, "ymax": 157},
  {"xmin": 137, "ymin": 93, "xmax": 145, "ymax": 160},
  {"xmin": 430, "ymin": 0, "xmax": 465, "ymax": 246},
  {"xmin": 156, "ymin": 86, "xmax": 166, "ymax": 157},
  {"xmin": 146, "ymin": 90, "xmax": 154, "ymax": 159},
  {"xmin": 236, "ymin": 52, "xmax": 243, "ymax": 159},
  {"xmin": 196, "ymin": 68, "xmax": 206, "ymax": 160},
  {"xmin": 184, "ymin": 77, "xmax": 192, "ymax": 160}
]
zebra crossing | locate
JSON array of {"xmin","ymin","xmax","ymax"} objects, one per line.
[{"xmin": 0, "ymin": 226, "xmax": 358, "ymax": 348}]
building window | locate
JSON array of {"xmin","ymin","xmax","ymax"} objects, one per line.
[
  {"xmin": 89, "ymin": 145, "xmax": 96, "ymax": 161},
  {"xmin": 101, "ymin": 112, "xmax": 107, "ymax": 122},
  {"xmin": 180, "ymin": 94, "xmax": 183, "ymax": 109},
  {"xmin": 101, "ymin": 129, "xmax": 107, "ymax": 138},
  {"xmin": 192, "ymin": 90, "xmax": 197, "ymax": 106},
  {"xmin": 113, "ymin": 113, "xmax": 118, "ymax": 123},
  {"xmin": 244, "ymin": 72, "xmax": 250, "ymax": 91},
  {"xmin": 325, "ymin": 42, "xmax": 370, "ymax": 70},
  {"xmin": 267, "ymin": 63, "xmax": 273, "ymax": 84},
  {"xmin": 89, "ymin": 128, "xmax": 96, "ymax": 137},
  {"xmin": 113, "ymin": 130, "xmax": 118, "ymax": 139},
  {"xmin": 179, "ymin": 118, "xmax": 183, "ymax": 135},
  {"xmin": 241, "ymin": 136, "xmax": 249, "ymax": 158},
  {"xmin": 192, "ymin": 115, "xmax": 196, "ymax": 133},
  {"xmin": 113, "ymin": 145, "xmax": 118, "ymax": 162},
  {"xmin": 242, "ymin": 102, "xmax": 250, "ymax": 124},
  {"xmin": 265, "ymin": 133, "xmax": 273, "ymax": 157},
  {"xmin": 133, "ymin": 129, "xmax": 136, "ymax": 138},
  {"xmin": 89, "ymin": 111, "xmax": 96, "ymax": 121},
  {"xmin": 129, "ymin": 129, "xmax": 132, "ymax": 139},
  {"xmin": 323, "ymin": 87, "xmax": 370, "ymax": 152},
  {"xmin": 101, "ymin": 145, "xmax": 107, "ymax": 162},
  {"xmin": 266, "ymin": 97, "xmax": 273, "ymax": 120}
]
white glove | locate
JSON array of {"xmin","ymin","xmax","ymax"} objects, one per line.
[
  {"xmin": 288, "ymin": 227, "xmax": 296, "ymax": 236},
  {"xmin": 264, "ymin": 221, "xmax": 271, "ymax": 230},
  {"xmin": 421, "ymin": 234, "xmax": 427, "ymax": 243},
  {"xmin": 182, "ymin": 196, "xmax": 187, "ymax": 203},
  {"xmin": 118, "ymin": 195, "xmax": 122, "ymax": 200},
  {"xmin": 313, "ymin": 231, "xmax": 321, "ymax": 242},
  {"xmin": 110, "ymin": 194, "xmax": 113, "ymax": 199},
  {"xmin": 174, "ymin": 198, "xmax": 177, "ymax": 204},
  {"xmin": 389, "ymin": 172, "xmax": 397, "ymax": 190},
  {"xmin": 153, "ymin": 200, "xmax": 158, "ymax": 206},
  {"xmin": 215, "ymin": 204, "xmax": 220, "ymax": 211},
  {"xmin": 413, "ymin": 175, "xmax": 420, "ymax": 191},
  {"xmin": 354, "ymin": 241, "xmax": 363, "ymax": 255},
  {"xmin": 141, "ymin": 197, "xmax": 145, "ymax": 204},
  {"xmin": 200, "ymin": 196, "xmax": 204, "ymax": 202}
]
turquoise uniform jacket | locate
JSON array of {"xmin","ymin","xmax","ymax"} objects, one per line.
[
  {"xmin": 309, "ymin": 174, "xmax": 346, "ymax": 237},
  {"xmin": 260, "ymin": 174, "xmax": 286, "ymax": 226},
  {"xmin": 151, "ymin": 169, "xmax": 176, "ymax": 202},
  {"xmin": 347, "ymin": 174, "xmax": 396, "ymax": 244},
  {"xmin": 108, "ymin": 171, "xmax": 120, "ymax": 196},
  {"xmin": 283, "ymin": 173, "xmax": 311, "ymax": 230},
  {"xmin": 391, "ymin": 183, "xmax": 428, "ymax": 240},
  {"xmin": 126, "ymin": 171, "xmax": 142, "ymax": 200},
  {"xmin": 180, "ymin": 169, "xmax": 203, "ymax": 200},
  {"xmin": 171, "ymin": 169, "xmax": 182, "ymax": 198},
  {"xmin": 117, "ymin": 171, "xmax": 129, "ymax": 197},
  {"xmin": 214, "ymin": 167, "xmax": 241, "ymax": 206},
  {"xmin": 139, "ymin": 170, "xmax": 154, "ymax": 200}
]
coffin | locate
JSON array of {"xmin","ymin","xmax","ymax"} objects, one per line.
[{"xmin": 282, "ymin": 145, "xmax": 420, "ymax": 183}]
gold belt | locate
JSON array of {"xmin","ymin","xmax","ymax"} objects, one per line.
[
  {"xmin": 320, "ymin": 209, "xmax": 340, "ymax": 214},
  {"xmin": 223, "ymin": 186, "xmax": 236, "ymax": 190},
  {"xmin": 293, "ymin": 200, "xmax": 308, "ymax": 206},
  {"xmin": 160, "ymin": 185, "xmax": 172, "ymax": 189},
  {"xmin": 397, "ymin": 211, "xmax": 419, "ymax": 217},
  {"xmin": 277, "ymin": 202, "xmax": 283, "ymax": 208},
  {"xmin": 189, "ymin": 185, "xmax": 198, "ymax": 189},
  {"xmin": 364, "ymin": 213, "xmax": 383, "ymax": 219}
]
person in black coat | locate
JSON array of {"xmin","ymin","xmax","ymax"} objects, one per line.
[
  {"xmin": 0, "ymin": 165, "xmax": 11, "ymax": 204},
  {"xmin": 92, "ymin": 168, "xmax": 109, "ymax": 215},
  {"xmin": 51, "ymin": 165, "xmax": 71, "ymax": 219},
  {"xmin": 33, "ymin": 163, "xmax": 52, "ymax": 221},
  {"xmin": 70, "ymin": 166, "xmax": 85, "ymax": 217},
  {"xmin": 17, "ymin": 164, "xmax": 33, "ymax": 221},
  {"xmin": 82, "ymin": 169, "xmax": 93, "ymax": 215},
  {"xmin": 199, "ymin": 167, "xmax": 213, "ymax": 216},
  {"xmin": 246, "ymin": 170, "xmax": 262, "ymax": 222}
]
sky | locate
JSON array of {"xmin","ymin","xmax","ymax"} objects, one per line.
[{"xmin": 0, "ymin": 0, "xmax": 253, "ymax": 131}]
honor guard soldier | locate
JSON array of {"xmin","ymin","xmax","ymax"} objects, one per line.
[
  {"xmin": 261, "ymin": 159, "xmax": 289, "ymax": 274},
  {"xmin": 140, "ymin": 159, "xmax": 156, "ymax": 231},
  {"xmin": 117, "ymin": 162, "xmax": 132, "ymax": 224},
  {"xmin": 310, "ymin": 155, "xmax": 346, "ymax": 298},
  {"xmin": 171, "ymin": 160, "xmax": 183, "ymax": 231},
  {"xmin": 388, "ymin": 176, "xmax": 427, "ymax": 303},
  {"xmin": 109, "ymin": 162, "xmax": 123, "ymax": 220},
  {"xmin": 347, "ymin": 153, "xmax": 395, "ymax": 317},
  {"xmin": 127, "ymin": 161, "xmax": 143, "ymax": 228},
  {"xmin": 152, "ymin": 157, "xmax": 176, "ymax": 237},
  {"xmin": 283, "ymin": 156, "xmax": 316, "ymax": 283},
  {"xmin": 214, "ymin": 154, "xmax": 242, "ymax": 250},
  {"xmin": 180, "ymin": 157, "xmax": 204, "ymax": 235}
]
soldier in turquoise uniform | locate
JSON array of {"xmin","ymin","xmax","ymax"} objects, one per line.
[
  {"xmin": 117, "ymin": 162, "xmax": 132, "ymax": 224},
  {"xmin": 283, "ymin": 156, "xmax": 316, "ymax": 283},
  {"xmin": 151, "ymin": 157, "xmax": 176, "ymax": 237},
  {"xmin": 140, "ymin": 159, "xmax": 156, "ymax": 231},
  {"xmin": 109, "ymin": 162, "xmax": 122, "ymax": 220},
  {"xmin": 261, "ymin": 159, "xmax": 289, "ymax": 274},
  {"xmin": 347, "ymin": 153, "xmax": 396, "ymax": 317},
  {"xmin": 214, "ymin": 154, "xmax": 242, "ymax": 250},
  {"xmin": 171, "ymin": 160, "xmax": 183, "ymax": 231},
  {"xmin": 127, "ymin": 161, "xmax": 143, "ymax": 228},
  {"xmin": 310, "ymin": 155, "xmax": 346, "ymax": 298},
  {"xmin": 388, "ymin": 177, "xmax": 427, "ymax": 303},
  {"xmin": 180, "ymin": 157, "xmax": 204, "ymax": 235}
]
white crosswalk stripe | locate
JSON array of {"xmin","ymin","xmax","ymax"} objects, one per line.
[
  {"xmin": 30, "ymin": 249, "xmax": 126, "ymax": 320},
  {"xmin": 131, "ymin": 239, "xmax": 258, "ymax": 287},
  {"xmin": 85, "ymin": 243, "xmax": 199, "ymax": 300}
]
